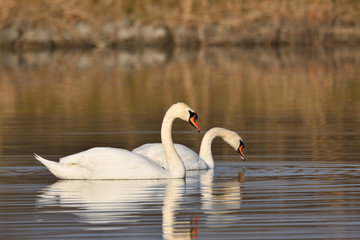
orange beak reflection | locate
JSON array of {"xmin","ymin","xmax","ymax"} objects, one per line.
[
  {"xmin": 189, "ymin": 116, "xmax": 200, "ymax": 132},
  {"xmin": 237, "ymin": 145, "xmax": 246, "ymax": 161}
]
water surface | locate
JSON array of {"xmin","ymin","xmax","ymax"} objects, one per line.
[{"xmin": 0, "ymin": 47, "xmax": 359, "ymax": 239}]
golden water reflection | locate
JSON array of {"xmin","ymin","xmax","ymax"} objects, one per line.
[{"xmin": 0, "ymin": 47, "xmax": 359, "ymax": 162}]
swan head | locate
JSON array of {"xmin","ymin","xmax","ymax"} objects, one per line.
[
  {"xmin": 222, "ymin": 130, "xmax": 246, "ymax": 161},
  {"xmin": 171, "ymin": 102, "xmax": 200, "ymax": 132},
  {"xmin": 188, "ymin": 110, "xmax": 200, "ymax": 132},
  {"xmin": 237, "ymin": 139, "xmax": 246, "ymax": 161}
]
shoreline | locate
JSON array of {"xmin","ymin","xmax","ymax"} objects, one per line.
[
  {"xmin": 1, "ymin": 1, "xmax": 360, "ymax": 50},
  {"xmin": 2, "ymin": 21, "xmax": 360, "ymax": 51}
]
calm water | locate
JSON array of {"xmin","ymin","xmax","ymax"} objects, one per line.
[{"xmin": 0, "ymin": 47, "xmax": 359, "ymax": 239}]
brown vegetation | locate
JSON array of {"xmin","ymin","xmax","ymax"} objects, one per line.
[{"xmin": 1, "ymin": 0, "xmax": 360, "ymax": 48}]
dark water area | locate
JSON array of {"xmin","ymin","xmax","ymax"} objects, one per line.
[{"xmin": 0, "ymin": 47, "xmax": 359, "ymax": 239}]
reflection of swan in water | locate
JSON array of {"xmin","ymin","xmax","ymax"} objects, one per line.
[
  {"xmin": 162, "ymin": 179, "xmax": 185, "ymax": 240},
  {"xmin": 162, "ymin": 169, "xmax": 245, "ymax": 239},
  {"xmin": 38, "ymin": 178, "xmax": 194, "ymax": 237},
  {"xmin": 37, "ymin": 180, "xmax": 170, "ymax": 229},
  {"xmin": 198, "ymin": 169, "xmax": 245, "ymax": 225},
  {"xmin": 37, "ymin": 169, "xmax": 245, "ymax": 237}
]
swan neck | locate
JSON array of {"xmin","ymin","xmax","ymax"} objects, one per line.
[
  {"xmin": 161, "ymin": 107, "xmax": 186, "ymax": 177},
  {"xmin": 199, "ymin": 128, "xmax": 222, "ymax": 169}
]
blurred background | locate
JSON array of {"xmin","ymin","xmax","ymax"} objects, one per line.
[{"xmin": 1, "ymin": 0, "xmax": 360, "ymax": 49}]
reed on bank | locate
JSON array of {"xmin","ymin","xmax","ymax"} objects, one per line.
[{"xmin": 1, "ymin": 0, "xmax": 360, "ymax": 49}]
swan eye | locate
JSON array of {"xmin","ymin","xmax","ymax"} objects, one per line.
[
  {"xmin": 188, "ymin": 110, "xmax": 198, "ymax": 120},
  {"xmin": 239, "ymin": 140, "xmax": 245, "ymax": 149}
]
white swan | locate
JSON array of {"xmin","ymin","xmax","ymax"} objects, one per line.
[
  {"xmin": 132, "ymin": 127, "xmax": 245, "ymax": 171},
  {"xmin": 34, "ymin": 102, "xmax": 200, "ymax": 180}
]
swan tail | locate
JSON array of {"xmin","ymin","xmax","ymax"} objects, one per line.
[
  {"xmin": 34, "ymin": 153, "xmax": 61, "ymax": 176},
  {"xmin": 34, "ymin": 153, "xmax": 57, "ymax": 168},
  {"xmin": 34, "ymin": 153, "xmax": 90, "ymax": 179}
]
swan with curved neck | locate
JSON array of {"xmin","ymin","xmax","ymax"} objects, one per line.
[
  {"xmin": 34, "ymin": 102, "xmax": 200, "ymax": 179},
  {"xmin": 132, "ymin": 127, "xmax": 245, "ymax": 170}
]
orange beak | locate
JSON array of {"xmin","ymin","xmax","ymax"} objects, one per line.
[
  {"xmin": 237, "ymin": 145, "xmax": 246, "ymax": 161},
  {"xmin": 189, "ymin": 115, "xmax": 200, "ymax": 132}
]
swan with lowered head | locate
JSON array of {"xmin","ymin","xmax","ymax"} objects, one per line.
[
  {"xmin": 132, "ymin": 127, "xmax": 245, "ymax": 170},
  {"xmin": 34, "ymin": 102, "xmax": 200, "ymax": 180}
]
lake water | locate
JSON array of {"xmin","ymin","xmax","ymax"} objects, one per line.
[{"xmin": 0, "ymin": 47, "xmax": 359, "ymax": 239}]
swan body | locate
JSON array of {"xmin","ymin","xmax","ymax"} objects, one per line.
[
  {"xmin": 34, "ymin": 102, "xmax": 200, "ymax": 180},
  {"xmin": 133, "ymin": 143, "xmax": 207, "ymax": 171},
  {"xmin": 133, "ymin": 127, "xmax": 245, "ymax": 171}
]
